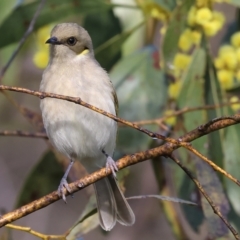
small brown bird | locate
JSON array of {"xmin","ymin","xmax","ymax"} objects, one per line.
[{"xmin": 40, "ymin": 23, "xmax": 135, "ymax": 231}]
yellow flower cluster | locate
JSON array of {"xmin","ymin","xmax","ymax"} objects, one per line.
[
  {"xmin": 163, "ymin": 109, "xmax": 177, "ymax": 126},
  {"xmin": 168, "ymin": 80, "xmax": 182, "ymax": 100},
  {"xmin": 178, "ymin": 28, "xmax": 201, "ymax": 52},
  {"xmin": 33, "ymin": 25, "xmax": 52, "ymax": 69},
  {"xmin": 188, "ymin": 6, "xmax": 225, "ymax": 37},
  {"xmin": 168, "ymin": 52, "xmax": 192, "ymax": 100},
  {"xmin": 230, "ymin": 96, "xmax": 240, "ymax": 112},
  {"xmin": 140, "ymin": 1, "xmax": 169, "ymax": 22},
  {"xmin": 215, "ymin": 32, "xmax": 240, "ymax": 90}
]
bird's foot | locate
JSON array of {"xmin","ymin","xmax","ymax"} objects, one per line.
[
  {"xmin": 106, "ymin": 156, "xmax": 118, "ymax": 178},
  {"xmin": 58, "ymin": 178, "xmax": 71, "ymax": 203}
]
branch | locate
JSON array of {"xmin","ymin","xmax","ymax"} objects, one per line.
[
  {"xmin": 169, "ymin": 155, "xmax": 239, "ymax": 240},
  {"xmin": 0, "ymin": 130, "xmax": 47, "ymax": 139},
  {"xmin": 0, "ymin": 113, "xmax": 240, "ymax": 230},
  {"xmin": 1, "ymin": 84, "xmax": 240, "ymax": 238},
  {"xmin": 133, "ymin": 101, "xmax": 240, "ymax": 126},
  {"xmin": 0, "ymin": 84, "xmax": 240, "ymax": 188},
  {"xmin": 6, "ymin": 224, "xmax": 65, "ymax": 240},
  {"xmin": 0, "ymin": 0, "xmax": 46, "ymax": 79},
  {"xmin": 0, "ymin": 85, "xmax": 179, "ymax": 144}
]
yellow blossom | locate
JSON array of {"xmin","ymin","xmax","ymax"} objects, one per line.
[
  {"xmin": 33, "ymin": 50, "xmax": 49, "ymax": 69},
  {"xmin": 214, "ymin": 57, "xmax": 224, "ymax": 69},
  {"xmin": 212, "ymin": 11, "xmax": 225, "ymax": 26},
  {"xmin": 33, "ymin": 25, "xmax": 52, "ymax": 69},
  {"xmin": 160, "ymin": 25, "xmax": 166, "ymax": 35},
  {"xmin": 219, "ymin": 45, "xmax": 235, "ymax": 57},
  {"xmin": 168, "ymin": 80, "xmax": 182, "ymax": 100},
  {"xmin": 36, "ymin": 25, "xmax": 52, "ymax": 49},
  {"xmin": 173, "ymin": 53, "xmax": 191, "ymax": 71},
  {"xmin": 191, "ymin": 30, "xmax": 202, "ymax": 45},
  {"xmin": 195, "ymin": 8, "xmax": 212, "ymax": 26},
  {"xmin": 221, "ymin": 51, "xmax": 238, "ymax": 70},
  {"xmin": 188, "ymin": 6, "xmax": 197, "ymax": 26},
  {"xmin": 141, "ymin": 2, "xmax": 169, "ymax": 22},
  {"xmin": 217, "ymin": 69, "xmax": 234, "ymax": 90},
  {"xmin": 231, "ymin": 32, "xmax": 240, "ymax": 48},
  {"xmin": 230, "ymin": 96, "xmax": 240, "ymax": 112},
  {"xmin": 178, "ymin": 29, "xmax": 193, "ymax": 52},
  {"xmin": 164, "ymin": 110, "xmax": 177, "ymax": 126},
  {"xmin": 203, "ymin": 20, "xmax": 222, "ymax": 36}
]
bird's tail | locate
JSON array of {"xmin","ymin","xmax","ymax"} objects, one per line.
[{"xmin": 94, "ymin": 175, "xmax": 135, "ymax": 231}]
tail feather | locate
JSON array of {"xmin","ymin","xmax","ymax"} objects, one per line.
[
  {"xmin": 94, "ymin": 175, "xmax": 135, "ymax": 231},
  {"xmin": 108, "ymin": 175, "xmax": 135, "ymax": 226}
]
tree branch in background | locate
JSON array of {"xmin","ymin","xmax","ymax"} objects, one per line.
[
  {"xmin": 0, "ymin": 130, "xmax": 47, "ymax": 139},
  {"xmin": 168, "ymin": 154, "xmax": 239, "ymax": 240},
  {"xmin": 1, "ymin": 84, "xmax": 240, "ymax": 238},
  {"xmin": 0, "ymin": 0, "xmax": 46, "ymax": 79}
]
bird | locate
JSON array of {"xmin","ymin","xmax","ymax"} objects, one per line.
[{"xmin": 40, "ymin": 23, "xmax": 135, "ymax": 231}]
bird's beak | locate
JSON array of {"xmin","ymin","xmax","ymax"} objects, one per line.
[{"xmin": 45, "ymin": 37, "xmax": 62, "ymax": 45}]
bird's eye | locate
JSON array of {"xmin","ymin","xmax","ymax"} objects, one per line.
[{"xmin": 67, "ymin": 37, "xmax": 77, "ymax": 46}]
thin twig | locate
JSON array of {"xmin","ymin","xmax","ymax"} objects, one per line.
[
  {"xmin": 132, "ymin": 101, "xmax": 240, "ymax": 126},
  {"xmin": 6, "ymin": 224, "xmax": 65, "ymax": 240},
  {"xmin": 0, "ymin": 130, "xmax": 47, "ymax": 139},
  {"xmin": 168, "ymin": 155, "xmax": 239, "ymax": 240},
  {"xmin": 1, "ymin": 85, "xmax": 240, "ymax": 189},
  {"xmin": 0, "ymin": 0, "xmax": 46, "ymax": 79},
  {"xmin": 0, "ymin": 112, "xmax": 240, "ymax": 232},
  {"xmin": 180, "ymin": 142, "xmax": 240, "ymax": 187},
  {"xmin": 0, "ymin": 84, "xmax": 180, "ymax": 145}
]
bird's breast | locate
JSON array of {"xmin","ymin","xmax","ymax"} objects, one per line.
[{"xmin": 40, "ymin": 58, "xmax": 117, "ymax": 163}]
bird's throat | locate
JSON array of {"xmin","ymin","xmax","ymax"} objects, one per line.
[{"xmin": 79, "ymin": 49, "xmax": 89, "ymax": 56}]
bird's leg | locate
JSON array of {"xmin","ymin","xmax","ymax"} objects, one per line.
[
  {"xmin": 102, "ymin": 149, "xmax": 118, "ymax": 177},
  {"xmin": 58, "ymin": 158, "xmax": 74, "ymax": 203}
]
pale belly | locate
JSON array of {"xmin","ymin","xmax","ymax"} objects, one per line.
[{"xmin": 41, "ymin": 97, "xmax": 117, "ymax": 168}]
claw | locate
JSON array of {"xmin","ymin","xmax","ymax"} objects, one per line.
[
  {"xmin": 58, "ymin": 178, "xmax": 71, "ymax": 203},
  {"xmin": 106, "ymin": 156, "xmax": 118, "ymax": 178}
]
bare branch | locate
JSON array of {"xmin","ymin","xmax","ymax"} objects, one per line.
[
  {"xmin": 0, "ymin": 84, "xmax": 179, "ymax": 144},
  {"xmin": 0, "ymin": 130, "xmax": 47, "ymax": 139},
  {"xmin": 6, "ymin": 223, "xmax": 65, "ymax": 239},
  {"xmin": 1, "ymin": 84, "xmax": 240, "ymax": 239},
  {"xmin": 132, "ymin": 101, "xmax": 240, "ymax": 126},
  {"xmin": 168, "ymin": 154, "xmax": 239, "ymax": 240}
]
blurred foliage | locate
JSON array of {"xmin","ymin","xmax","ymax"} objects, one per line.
[
  {"xmin": 1, "ymin": 0, "xmax": 240, "ymax": 239},
  {"xmin": 16, "ymin": 150, "xmax": 64, "ymax": 207}
]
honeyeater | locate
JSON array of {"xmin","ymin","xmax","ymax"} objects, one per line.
[{"xmin": 40, "ymin": 23, "xmax": 135, "ymax": 231}]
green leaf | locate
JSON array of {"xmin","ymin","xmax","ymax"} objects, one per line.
[
  {"xmin": 0, "ymin": 0, "xmax": 112, "ymax": 49},
  {"xmin": 152, "ymin": 0, "xmax": 177, "ymax": 11},
  {"xmin": 84, "ymin": 9, "xmax": 122, "ymax": 70},
  {"xmin": 204, "ymin": 42, "xmax": 224, "ymax": 172},
  {"xmin": 94, "ymin": 22, "xmax": 144, "ymax": 70},
  {"xmin": 15, "ymin": 150, "xmax": 64, "ymax": 207},
  {"xmin": 111, "ymin": 46, "xmax": 167, "ymax": 152},
  {"xmin": 195, "ymin": 159, "xmax": 229, "ymax": 238},
  {"xmin": 177, "ymin": 47, "xmax": 229, "ymax": 238},
  {"xmin": 223, "ymin": 113, "xmax": 240, "ymax": 216},
  {"xmin": 162, "ymin": 0, "xmax": 194, "ymax": 66},
  {"xmin": 229, "ymin": 0, "xmax": 240, "ymax": 7},
  {"xmin": 178, "ymin": 48, "xmax": 206, "ymax": 130},
  {"xmin": 202, "ymin": 47, "xmax": 230, "ymax": 238},
  {"xmin": 127, "ymin": 194, "xmax": 197, "ymax": 206},
  {"xmin": 179, "ymin": 173, "xmax": 205, "ymax": 231},
  {"xmin": 66, "ymin": 196, "xmax": 98, "ymax": 240}
]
